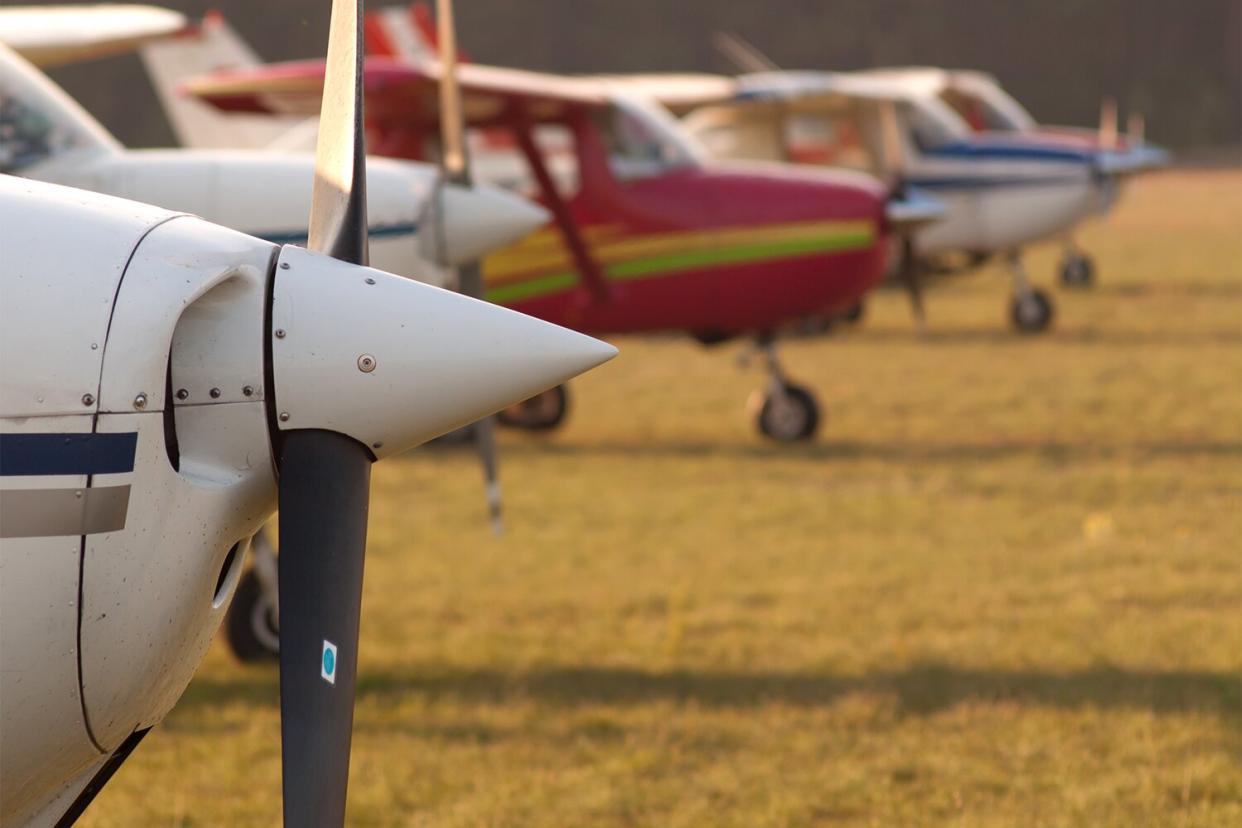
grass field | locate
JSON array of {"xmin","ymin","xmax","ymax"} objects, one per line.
[{"xmin": 84, "ymin": 170, "xmax": 1241, "ymax": 826}]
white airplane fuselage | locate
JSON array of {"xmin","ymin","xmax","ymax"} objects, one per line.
[
  {"xmin": 0, "ymin": 179, "xmax": 279, "ymax": 827},
  {"xmin": 901, "ymin": 138, "xmax": 1115, "ymax": 255},
  {"xmin": 25, "ymin": 148, "xmax": 547, "ymax": 286}
]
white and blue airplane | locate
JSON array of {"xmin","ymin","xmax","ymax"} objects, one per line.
[
  {"xmin": 0, "ymin": 6, "xmax": 549, "ymax": 286},
  {"xmin": 672, "ymin": 69, "xmax": 1169, "ymax": 333},
  {"xmin": 0, "ymin": 1, "xmax": 616, "ymax": 825}
]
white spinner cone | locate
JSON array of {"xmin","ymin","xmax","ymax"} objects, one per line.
[
  {"xmin": 428, "ymin": 182, "xmax": 550, "ymax": 266},
  {"xmin": 269, "ymin": 244, "xmax": 614, "ymax": 457}
]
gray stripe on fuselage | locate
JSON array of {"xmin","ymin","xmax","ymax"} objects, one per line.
[{"xmin": 0, "ymin": 485, "xmax": 131, "ymax": 538}]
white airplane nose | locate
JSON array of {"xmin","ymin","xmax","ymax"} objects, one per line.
[
  {"xmin": 426, "ymin": 183, "xmax": 550, "ymax": 266},
  {"xmin": 268, "ymin": 245, "xmax": 615, "ymax": 459}
]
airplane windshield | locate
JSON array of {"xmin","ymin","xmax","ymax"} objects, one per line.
[
  {"xmin": 0, "ymin": 45, "xmax": 117, "ymax": 174},
  {"xmin": 601, "ymin": 94, "xmax": 706, "ymax": 180},
  {"xmin": 941, "ymin": 78, "xmax": 1036, "ymax": 132},
  {"xmin": 904, "ymin": 97, "xmax": 971, "ymax": 151},
  {"xmin": 0, "ymin": 86, "xmax": 81, "ymax": 173}
]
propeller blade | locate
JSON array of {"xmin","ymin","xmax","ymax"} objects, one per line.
[
  {"xmin": 895, "ymin": 236, "xmax": 926, "ymax": 335},
  {"xmin": 459, "ymin": 262, "xmax": 504, "ymax": 534},
  {"xmin": 435, "ymin": 0, "xmax": 467, "ymax": 183},
  {"xmin": 277, "ymin": 429, "xmax": 371, "ymax": 827},
  {"xmin": 436, "ymin": 0, "xmax": 503, "ymax": 534},
  {"xmin": 1098, "ymin": 96, "xmax": 1119, "ymax": 150},
  {"xmin": 878, "ymin": 99, "xmax": 926, "ymax": 330},
  {"xmin": 281, "ymin": 1, "xmax": 372, "ymax": 824},
  {"xmin": 308, "ymin": 0, "xmax": 367, "ymax": 264},
  {"xmin": 878, "ymin": 100, "xmax": 906, "ymax": 187}
]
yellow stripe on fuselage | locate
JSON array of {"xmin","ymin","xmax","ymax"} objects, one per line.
[{"xmin": 485, "ymin": 218, "xmax": 875, "ymax": 286}]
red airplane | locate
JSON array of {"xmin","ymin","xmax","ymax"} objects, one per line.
[{"xmin": 188, "ymin": 57, "xmax": 940, "ymax": 441}]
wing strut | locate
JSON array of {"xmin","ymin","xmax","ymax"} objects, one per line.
[{"xmin": 511, "ymin": 109, "xmax": 610, "ymax": 305}]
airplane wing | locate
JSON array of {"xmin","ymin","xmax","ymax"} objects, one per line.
[
  {"xmin": 365, "ymin": 2, "xmax": 445, "ymax": 62},
  {"xmin": 0, "ymin": 4, "xmax": 186, "ymax": 68},
  {"xmin": 186, "ymin": 57, "xmax": 611, "ymax": 131},
  {"xmin": 585, "ymin": 73, "xmax": 736, "ymax": 115}
]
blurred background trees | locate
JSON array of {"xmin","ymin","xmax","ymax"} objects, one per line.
[{"xmin": 31, "ymin": 0, "xmax": 1241, "ymax": 153}]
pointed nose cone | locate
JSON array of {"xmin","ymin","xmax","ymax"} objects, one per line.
[
  {"xmin": 428, "ymin": 183, "xmax": 550, "ymax": 265},
  {"xmin": 270, "ymin": 246, "xmax": 615, "ymax": 459}
]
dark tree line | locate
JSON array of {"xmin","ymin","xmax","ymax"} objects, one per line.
[{"xmin": 31, "ymin": 0, "xmax": 1242, "ymax": 151}]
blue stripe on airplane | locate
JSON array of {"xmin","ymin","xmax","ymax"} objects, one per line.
[
  {"xmin": 923, "ymin": 141, "xmax": 1095, "ymax": 164},
  {"xmin": 907, "ymin": 175, "xmax": 1084, "ymax": 191},
  {"xmin": 0, "ymin": 433, "xmax": 137, "ymax": 477}
]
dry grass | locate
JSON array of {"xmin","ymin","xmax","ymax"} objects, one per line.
[{"xmin": 83, "ymin": 170, "xmax": 1242, "ymax": 826}]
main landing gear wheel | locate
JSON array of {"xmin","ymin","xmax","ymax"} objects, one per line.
[
  {"xmin": 225, "ymin": 567, "xmax": 280, "ymax": 663},
  {"xmin": 754, "ymin": 383, "xmax": 821, "ymax": 442},
  {"xmin": 496, "ymin": 384, "xmax": 569, "ymax": 431},
  {"xmin": 1010, "ymin": 289, "xmax": 1054, "ymax": 334},
  {"xmin": 1059, "ymin": 253, "xmax": 1096, "ymax": 288}
]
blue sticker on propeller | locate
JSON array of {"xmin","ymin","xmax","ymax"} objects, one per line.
[{"xmin": 321, "ymin": 640, "xmax": 338, "ymax": 685}]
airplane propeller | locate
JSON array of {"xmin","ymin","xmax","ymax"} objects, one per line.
[
  {"xmin": 878, "ymin": 99, "xmax": 934, "ymax": 334},
  {"xmin": 433, "ymin": 0, "xmax": 504, "ymax": 535},
  {"xmin": 276, "ymin": 1, "xmax": 372, "ymax": 823},
  {"xmin": 1098, "ymin": 96, "xmax": 1119, "ymax": 149},
  {"xmin": 271, "ymin": 5, "xmax": 619, "ymax": 821}
]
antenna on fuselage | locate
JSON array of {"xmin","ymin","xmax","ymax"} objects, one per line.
[{"xmin": 712, "ymin": 31, "xmax": 779, "ymax": 74}]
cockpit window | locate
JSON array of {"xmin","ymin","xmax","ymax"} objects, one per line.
[
  {"xmin": 598, "ymin": 95, "xmax": 705, "ymax": 180},
  {"xmin": 904, "ymin": 99, "xmax": 968, "ymax": 151},
  {"xmin": 941, "ymin": 77, "xmax": 1037, "ymax": 132},
  {"xmin": 940, "ymin": 88, "xmax": 1021, "ymax": 132},
  {"xmin": 0, "ymin": 87, "xmax": 76, "ymax": 174}
]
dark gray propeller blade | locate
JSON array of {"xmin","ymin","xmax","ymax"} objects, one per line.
[
  {"xmin": 878, "ymin": 100, "xmax": 928, "ymax": 333},
  {"xmin": 436, "ymin": 0, "xmax": 503, "ymax": 534},
  {"xmin": 277, "ymin": 0, "xmax": 372, "ymax": 824}
]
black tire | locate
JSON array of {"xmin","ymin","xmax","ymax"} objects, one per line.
[
  {"xmin": 756, "ymin": 383, "xmax": 821, "ymax": 442},
  {"xmin": 496, "ymin": 384, "xmax": 569, "ymax": 431},
  {"xmin": 842, "ymin": 301, "xmax": 866, "ymax": 325},
  {"xmin": 225, "ymin": 567, "xmax": 279, "ymax": 663},
  {"xmin": 1059, "ymin": 254, "xmax": 1095, "ymax": 289},
  {"xmin": 1010, "ymin": 289, "xmax": 1054, "ymax": 334}
]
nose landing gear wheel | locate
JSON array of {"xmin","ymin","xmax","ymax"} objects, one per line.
[
  {"xmin": 1010, "ymin": 289, "xmax": 1054, "ymax": 334},
  {"xmin": 754, "ymin": 382, "xmax": 821, "ymax": 442},
  {"xmin": 1059, "ymin": 253, "xmax": 1096, "ymax": 288},
  {"xmin": 496, "ymin": 384, "xmax": 569, "ymax": 431},
  {"xmin": 225, "ymin": 567, "xmax": 280, "ymax": 663}
]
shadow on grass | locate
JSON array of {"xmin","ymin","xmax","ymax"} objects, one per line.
[{"xmin": 181, "ymin": 663, "xmax": 1240, "ymax": 721}]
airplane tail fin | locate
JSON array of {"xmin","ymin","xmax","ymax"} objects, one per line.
[
  {"xmin": 365, "ymin": 3, "xmax": 454, "ymax": 62},
  {"xmin": 138, "ymin": 11, "xmax": 297, "ymax": 149}
]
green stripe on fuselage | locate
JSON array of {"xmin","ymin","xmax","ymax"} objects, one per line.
[{"xmin": 485, "ymin": 228, "xmax": 874, "ymax": 304}]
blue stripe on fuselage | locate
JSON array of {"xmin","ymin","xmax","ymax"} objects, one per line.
[
  {"xmin": 907, "ymin": 175, "xmax": 1085, "ymax": 191},
  {"xmin": 923, "ymin": 140, "xmax": 1096, "ymax": 164},
  {"xmin": 0, "ymin": 433, "xmax": 137, "ymax": 476},
  {"xmin": 257, "ymin": 222, "xmax": 419, "ymax": 245}
]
